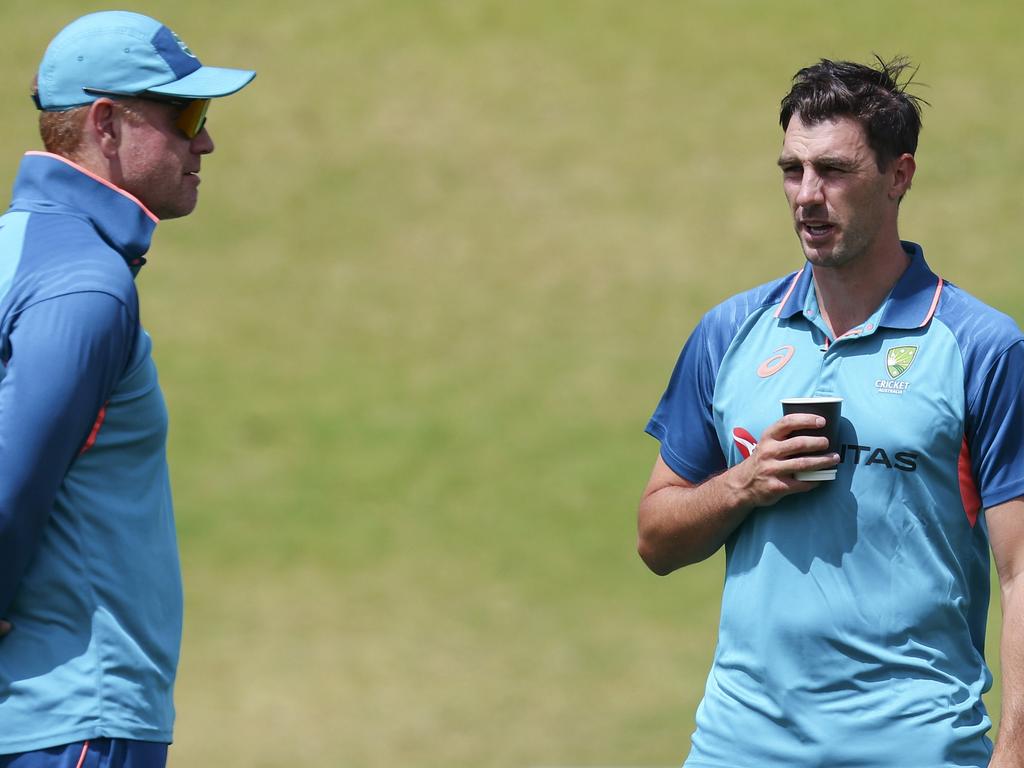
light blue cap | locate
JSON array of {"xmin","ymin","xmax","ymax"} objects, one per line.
[{"xmin": 35, "ymin": 11, "xmax": 256, "ymax": 110}]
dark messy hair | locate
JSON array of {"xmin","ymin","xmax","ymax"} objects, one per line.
[{"xmin": 779, "ymin": 56, "xmax": 927, "ymax": 170}]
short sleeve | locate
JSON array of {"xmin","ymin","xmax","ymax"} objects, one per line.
[
  {"xmin": 646, "ymin": 316, "xmax": 728, "ymax": 483},
  {"xmin": 967, "ymin": 339, "xmax": 1024, "ymax": 509}
]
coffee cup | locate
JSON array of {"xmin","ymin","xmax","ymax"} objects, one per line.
[{"xmin": 780, "ymin": 397, "xmax": 843, "ymax": 481}]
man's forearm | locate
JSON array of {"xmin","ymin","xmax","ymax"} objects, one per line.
[
  {"xmin": 993, "ymin": 574, "xmax": 1024, "ymax": 766},
  {"xmin": 637, "ymin": 466, "xmax": 757, "ymax": 575}
]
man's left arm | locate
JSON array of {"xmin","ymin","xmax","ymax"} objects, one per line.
[{"xmin": 987, "ymin": 498, "xmax": 1024, "ymax": 767}]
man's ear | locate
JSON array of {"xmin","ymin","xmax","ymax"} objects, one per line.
[
  {"xmin": 86, "ymin": 99, "xmax": 121, "ymax": 159},
  {"xmin": 890, "ymin": 152, "xmax": 916, "ymax": 200}
]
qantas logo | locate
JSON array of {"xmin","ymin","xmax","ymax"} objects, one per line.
[
  {"xmin": 841, "ymin": 444, "xmax": 919, "ymax": 471},
  {"xmin": 757, "ymin": 345, "xmax": 795, "ymax": 378},
  {"xmin": 732, "ymin": 427, "xmax": 758, "ymax": 458},
  {"xmin": 731, "ymin": 424, "xmax": 918, "ymax": 473}
]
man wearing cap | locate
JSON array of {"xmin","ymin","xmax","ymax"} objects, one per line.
[{"xmin": 0, "ymin": 11, "xmax": 254, "ymax": 767}]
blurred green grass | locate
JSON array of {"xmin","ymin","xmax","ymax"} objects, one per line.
[{"xmin": 2, "ymin": 1, "xmax": 1023, "ymax": 765}]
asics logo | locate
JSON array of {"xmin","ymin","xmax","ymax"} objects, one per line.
[
  {"xmin": 757, "ymin": 345, "xmax": 795, "ymax": 378},
  {"xmin": 732, "ymin": 427, "xmax": 758, "ymax": 459}
]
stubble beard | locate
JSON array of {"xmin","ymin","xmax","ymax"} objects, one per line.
[{"xmin": 797, "ymin": 219, "xmax": 876, "ymax": 272}]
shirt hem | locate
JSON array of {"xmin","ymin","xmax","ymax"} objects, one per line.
[
  {"xmin": 0, "ymin": 725, "xmax": 172, "ymax": 755},
  {"xmin": 646, "ymin": 420, "xmax": 717, "ymax": 484},
  {"xmin": 982, "ymin": 480, "xmax": 1024, "ymax": 510}
]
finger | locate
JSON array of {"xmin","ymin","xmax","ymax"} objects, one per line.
[
  {"xmin": 751, "ymin": 465, "xmax": 826, "ymax": 503},
  {"xmin": 756, "ymin": 448, "xmax": 839, "ymax": 477},
  {"xmin": 748, "ymin": 447, "xmax": 837, "ymax": 482},
  {"xmin": 785, "ymin": 452, "xmax": 842, "ymax": 474},
  {"xmin": 806, "ymin": 452, "xmax": 841, "ymax": 468},
  {"xmin": 762, "ymin": 413, "xmax": 827, "ymax": 440},
  {"xmin": 0, "ymin": 620, "xmax": 12, "ymax": 638},
  {"xmin": 769, "ymin": 455, "xmax": 842, "ymax": 497},
  {"xmin": 753, "ymin": 431, "xmax": 830, "ymax": 462},
  {"xmin": 776, "ymin": 435, "xmax": 833, "ymax": 458}
]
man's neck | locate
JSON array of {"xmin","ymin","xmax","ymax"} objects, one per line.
[{"xmin": 813, "ymin": 239, "xmax": 911, "ymax": 338}]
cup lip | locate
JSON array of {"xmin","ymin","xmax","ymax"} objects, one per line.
[{"xmin": 780, "ymin": 397, "xmax": 844, "ymax": 405}]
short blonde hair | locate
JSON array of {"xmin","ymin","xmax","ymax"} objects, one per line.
[
  {"xmin": 37, "ymin": 100, "xmax": 146, "ymax": 159},
  {"xmin": 38, "ymin": 107, "xmax": 89, "ymax": 158}
]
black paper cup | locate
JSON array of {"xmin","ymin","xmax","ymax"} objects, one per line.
[{"xmin": 780, "ymin": 397, "xmax": 843, "ymax": 481}]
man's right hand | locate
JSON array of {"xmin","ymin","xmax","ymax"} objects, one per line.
[
  {"xmin": 637, "ymin": 413, "xmax": 840, "ymax": 574},
  {"xmin": 0, "ymin": 620, "xmax": 11, "ymax": 638},
  {"xmin": 729, "ymin": 412, "xmax": 841, "ymax": 509}
]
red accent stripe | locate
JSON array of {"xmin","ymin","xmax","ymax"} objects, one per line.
[
  {"xmin": 79, "ymin": 405, "xmax": 108, "ymax": 456},
  {"xmin": 920, "ymin": 277, "xmax": 944, "ymax": 327},
  {"xmin": 774, "ymin": 268, "xmax": 804, "ymax": 318},
  {"xmin": 75, "ymin": 741, "xmax": 90, "ymax": 768},
  {"xmin": 958, "ymin": 436, "xmax": 981, "ymax": 528}
]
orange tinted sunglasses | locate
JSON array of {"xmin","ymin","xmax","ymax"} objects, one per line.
[
  {"xmin": 173, "ymin": 98, "xmax": 210, "ymax": 139},
  {"xmin": 82, "ymin": 88, "xmax": 210, "ymax": 139}
]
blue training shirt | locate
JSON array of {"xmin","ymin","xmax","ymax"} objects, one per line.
[
  {"xmin": 0, "ymin": 152, "xmax": 181, "ymax": 751},
  {"xmin": 647, "ymin": 243, "xmax": 1024, "ymax": 767}
]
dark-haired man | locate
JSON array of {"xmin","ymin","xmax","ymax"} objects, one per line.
[
  {"xmin": 0, "ymin": 11, "xmax": 254, "ymax": 768},
  {"xmin": 638, "ymin": 57, "xmax": 1024, "ymax": 766}
]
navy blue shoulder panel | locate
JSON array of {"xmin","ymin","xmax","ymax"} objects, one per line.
[
  {"xmin": 934, "ymin": 281, "xmax": 1024, "ymax": 508},
  {"xmin": 646, "ymin": 272, "xmax": 800, "ymax": 482},
  {"xmin": 15, "ymin": 212, "xmax": 139, "ymax": 309}
]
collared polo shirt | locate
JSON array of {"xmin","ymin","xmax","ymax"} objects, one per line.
[{"xmin": 647, "ymin": 242, "xmax": 1024, "ymax": 767}]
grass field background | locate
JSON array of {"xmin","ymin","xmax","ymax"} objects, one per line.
[{"xmin": 2, "ymin": 2, "xmax": 1023, "ymax": 765}]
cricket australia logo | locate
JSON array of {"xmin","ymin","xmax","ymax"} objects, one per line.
[
  {"xmin": 886, "ymin": 346, "xmax": 917, "ymax": 378},
  {"xmin": 876, "ymin": 345, "xmax": 917, "ymax": 395}
]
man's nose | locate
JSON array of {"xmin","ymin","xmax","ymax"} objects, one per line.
[
  {"xmin": 795, "ymin": 170, "xmax": 824, "ymax": 207},
  {"xmin": 191, "ymin": 126, "xmax": 215, "ymax": 155}
]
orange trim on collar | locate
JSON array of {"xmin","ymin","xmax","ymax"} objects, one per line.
[
  {"xmin": 24, "ymin": 151, "xmax": 160, "ymax": 223},
  {"xmin": 919, "ymin": 277, "xmax": 944, "ymax": 328},
  {"xmin": 774, "ymin": 268, "xmax": 804, "ymax": 319}
]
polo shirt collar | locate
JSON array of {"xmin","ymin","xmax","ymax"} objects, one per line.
[{"xmin": 775, "ymin": 241, "xmax": 943, "ymax": 332}]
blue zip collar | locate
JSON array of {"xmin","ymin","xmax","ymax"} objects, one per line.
[{"xmin": 8, "ymin": 152, "xmax": 158, "ymax": 273}]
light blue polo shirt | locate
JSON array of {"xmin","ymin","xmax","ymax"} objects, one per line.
[{"xmin": 647, "ymin": 242, "xmax": 1024, "ymax": 767}]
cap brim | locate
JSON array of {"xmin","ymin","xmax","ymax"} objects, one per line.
[{"xmin": 145, "ymin": 65, "xmax": 255, "ymax": 99}]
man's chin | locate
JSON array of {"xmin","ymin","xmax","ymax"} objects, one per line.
[
  {"xmin": 801, "ymin": 245, "xmax": 831, "ymax": 265},
  {"xmin": 150, "ymin": 198, "xmax": 198, "ymax": 221},
  {"xmin": 800, "ymin": 241, "xmax": 848, "ymax": 269}
]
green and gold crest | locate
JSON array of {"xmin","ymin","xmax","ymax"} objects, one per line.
[{"xmin": 886, "ymin": 346, "xmax": 918, "ymax": 378}]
